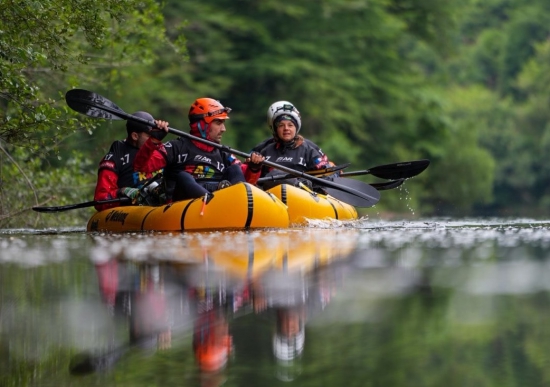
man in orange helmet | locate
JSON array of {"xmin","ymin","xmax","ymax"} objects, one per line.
[
  {"xmin": 135, "ymin": 98, "xmax": 263, "ymax": 201},
  {"xmin": 193, "ymin": 309, "xmax": 233, "ymax": 373}
]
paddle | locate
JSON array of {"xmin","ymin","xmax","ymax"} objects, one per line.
[
  {"xmin": 307, "ymin": 163, "xmax": 350, "ymax": 176},
  {"xmin": 258, "ymin": 160, "xmax": 429, "ymax": 182},
  {"xmin": 32, "ymin": 197, "xmax": 131, "ymax": 213},
  {"xmin": 70, "ymin": 343, "xmax": 133, "ymax": 375},
  {"xmin": 321, "ymin": 177, "xmax": 386, "ymax": 205},
  {"xmin": 32, "ymin": 172, "xmax": 163, "ymax": 213},
  {"xmin": 370, "ymin": 179, "xmax": 405, "ymax": 191},
  {"xmin": 340, "ymin": 159, "xmax": 430, "ymax": 179},
  {"xmin": 258, "ymin": 173, "xmax": 404, "ymax": 193},
  {"xmin": 65, "ymin": 89, "xmax": 380, "ymax": 208}
]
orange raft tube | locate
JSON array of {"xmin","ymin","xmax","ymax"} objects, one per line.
[
  {"xmin": 266, "ymin": 184, "xmax": 358, "ymax": 225},
  {"xmin": 87, "ymin": 182, "xmax": 289, "ymax": 232}
]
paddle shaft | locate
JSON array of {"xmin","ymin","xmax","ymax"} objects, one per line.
[{"xmin": 33, "ymin": 197, "xmax": 130, "ymax": 213}]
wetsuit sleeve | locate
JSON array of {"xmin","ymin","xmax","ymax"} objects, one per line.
[
  {"xmin": 308, "ymin": 142, "xmax": 330, "ymax": 170},
  {"xmin": 94, "ymin": 162, "xmax": 120, "ymax": 211},
  {"xmin": 242, "ymin": 163, "xmax": 262, "ymax": 185},
  {"xmin": 134, "ymin": 138, "xmax": 168, "ymax": 173}
]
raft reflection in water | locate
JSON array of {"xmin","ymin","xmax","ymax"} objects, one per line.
[{"xmin": 75, "ymin": 229, "xmax": 359, "ymax": 379}]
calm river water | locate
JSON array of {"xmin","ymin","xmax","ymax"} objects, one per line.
[{"xmin": 2, "ymin": 218, "xmax": 550, "ymax": 386}]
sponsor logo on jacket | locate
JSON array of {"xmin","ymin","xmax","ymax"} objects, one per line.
[
  {"xmin": 195, "ymin": 155, "xmax": 212, "ymax": 163},
  {"xmin": 276, "ymin": 157, "xmax": 294, "ymax": 162}
]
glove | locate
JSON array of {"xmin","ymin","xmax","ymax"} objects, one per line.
[
  {"xmin": 148, "ymin": 128, "xmax": 167, "ymax": 141},
  {"xmin": 246, "ymin": 152, "xmax": 264, "ymax": 172},
  {"xmin": 117, "ymin": 187, "xmax": 140, "ymax": 200}
]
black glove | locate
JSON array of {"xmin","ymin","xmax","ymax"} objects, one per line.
[
  {"xmin": 247, "ymin": 152, "xmax": 263, "ymax": 172},
  {"xmin": 148, "ymin": 128, "xmax": 167, "ymax": 141}
]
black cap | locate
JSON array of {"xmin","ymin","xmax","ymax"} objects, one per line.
[
  {"xmin": 126, "ymin": 111, "xmax": 154, "ymax": 135},
  {"xmin": 274, "ymin": 114, "xmax": 299, "ymax": 130}
]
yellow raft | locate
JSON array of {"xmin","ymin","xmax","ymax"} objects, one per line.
[
  {"xmin": 88, "ymin": 182, "xmax": 289, "ymax": 232},
  {"xmin": 87, "ymin": 182, "xmax": 359, "ymax": 233},
  {"xmin": 266, "ymin": 184, "xmax": 358, "ymax": 225}
]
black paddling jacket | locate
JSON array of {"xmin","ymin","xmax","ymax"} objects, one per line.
[
  {"xmin": 164, "ymin": 137, "xmax": 238, "ymax": 181},
  {"xmin": 259, "ymin": 138, "xmax": 329, "ymax": 176}
]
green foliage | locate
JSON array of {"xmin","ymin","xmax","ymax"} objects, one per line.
[
  {"xmin": 0, "ymin": 146, "xmax": 95, "ymax": 228},
  {"xmin": 0, "ymin": 0, "xmax": 186, "ymax": 226},
  {"xmin": 8, "ymin": 0, "xmax": 550, "ymax": 221},
  {"xmin": 153, "ymin": 0, "xmax": 455, "ymax": 169},
  {"xmin": 422, "ymin": 86, "xmax": 497, "ymax": 214},
  {"xmin": 0, "ymin": 0, "xmax": 187, "ymax": 153}
]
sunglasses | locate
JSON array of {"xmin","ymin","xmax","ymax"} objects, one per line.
[
  {"xmin": 190, "ymin": 107, "xmax": 232, "ymax": 122},
  {"xmin": 275, "ymin": 104, "xmax": 297, "ymax": 114}
]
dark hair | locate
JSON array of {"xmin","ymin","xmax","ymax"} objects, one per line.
[{"xmin": 126, "ymin": 111, "xmax": 154, "ymax": 135}]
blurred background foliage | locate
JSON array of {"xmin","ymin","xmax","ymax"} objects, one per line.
[{"xmin": 2, "ymin": 0, "xmax": 550, "ymax": 227}]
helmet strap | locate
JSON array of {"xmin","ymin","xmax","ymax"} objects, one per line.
[{"xmin": 198, "ymin": 121, "xmax": 209, "ymax": 139}]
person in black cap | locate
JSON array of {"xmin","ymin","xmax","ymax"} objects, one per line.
[{"xmin": 93, "ymin": 112, "xmax": 169, "ymax": 211}]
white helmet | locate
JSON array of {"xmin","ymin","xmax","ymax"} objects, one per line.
[
  {"xmin": 273, "ymin": 330, "xmax": 305, "ymax": 362},
  {"xmin": 267, "ymin": 101, "xmax": 302, "ymax": 136}
]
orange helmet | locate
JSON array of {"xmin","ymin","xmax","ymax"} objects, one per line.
[
  {"xmin": 193, "ymin": 312, "xmax": 233, "ymax": 373},
  {"xmin": 195, "ymin": 343, "xmax": 231, "ymax": 372},
  {"xmin": 188, "ymin": 98, "xmax": 231, "ymax": 124}
]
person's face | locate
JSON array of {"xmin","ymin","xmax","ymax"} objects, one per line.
[
  {"xmin": 276, "ymin": 120, "xmax": 296, "ymax": 142},
  {"xmin": 279, "ymin": 311, "xmax": 301, "ymax": 336},
  {"xmin": 208, "ymin": 119, "xmax": 227, "ymax": 144},
  {"xmin": 131, "ymin": 131, "xmax": 151, "ymax": 148}
]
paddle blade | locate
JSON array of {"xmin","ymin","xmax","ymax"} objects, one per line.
[
  {"xmin": 341, "ymin": 159, "xmax": 430, "ymax": 179},
  {"xmin": 70, "ymin": 348, "xmax": 128, "ymax": 375},
  {"xmin": 370, "ymin": 179, "xmax": 405, "ymax": 191},
  {"xmin": 322, "ymin": 177, "xmax": 381, "ymax": 208},
  {"xmin": 367, "ymin": 159, "xmax": 430, "ymax": 179},
  {"xmin": 65, "ymin": 89, "xmax": 126, "ymax": 120}
]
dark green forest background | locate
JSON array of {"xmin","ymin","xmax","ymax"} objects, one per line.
[{"xmin": 2, "ymin": 0, "xmax": 550, "ymax": 227}]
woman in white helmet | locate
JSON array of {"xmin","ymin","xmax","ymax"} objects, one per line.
[{"xmin": 250, "ymin": 101, "xmax": 330, "ymax": 188}]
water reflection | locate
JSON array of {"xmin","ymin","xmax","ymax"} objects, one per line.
[
  {"xmin": 6, "ymin": 221, "xmax": 550, "ymax": 385},
  {"xmin": 69, "ymin": 229, "xmax": 358, "ymax": 379}
]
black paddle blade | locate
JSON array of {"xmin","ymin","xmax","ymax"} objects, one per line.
[
  {"xmin": 370, "ymin": 179, "xmax": 405, "ymax": 191},
  {"xmin": 321, "ymin": 177, "xmax": 381, "ymax": 208},
  {"xmin": 65, "ymin": 89, "xmax": 126, "ymax": 120},
  {"xmin": 342, "ymin": 159, "xmax": 430, "ymax": 179},
  {"xmin": 69, "ymin": 348, "xmax": 128, "ymax": 375},
  {"xmin": 370, "ymin": 159, "xmax": 429, "ymax": 179}
]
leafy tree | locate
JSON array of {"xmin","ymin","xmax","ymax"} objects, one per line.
[{"xmin": 0, "ymin": 0, "xmax": 186, "ymax": 226}]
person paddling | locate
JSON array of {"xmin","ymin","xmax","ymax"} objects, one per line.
[
  {"xmin": 249, "ymin": 101, "xmax": 330, "ymax": 190},
  {"xmin": 93, "ymin": 112, "xmax": 169, "ymax": 211},
  {"xmin": 134, "ymin": 98, "xmax": 264, "ymax": 202}
]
